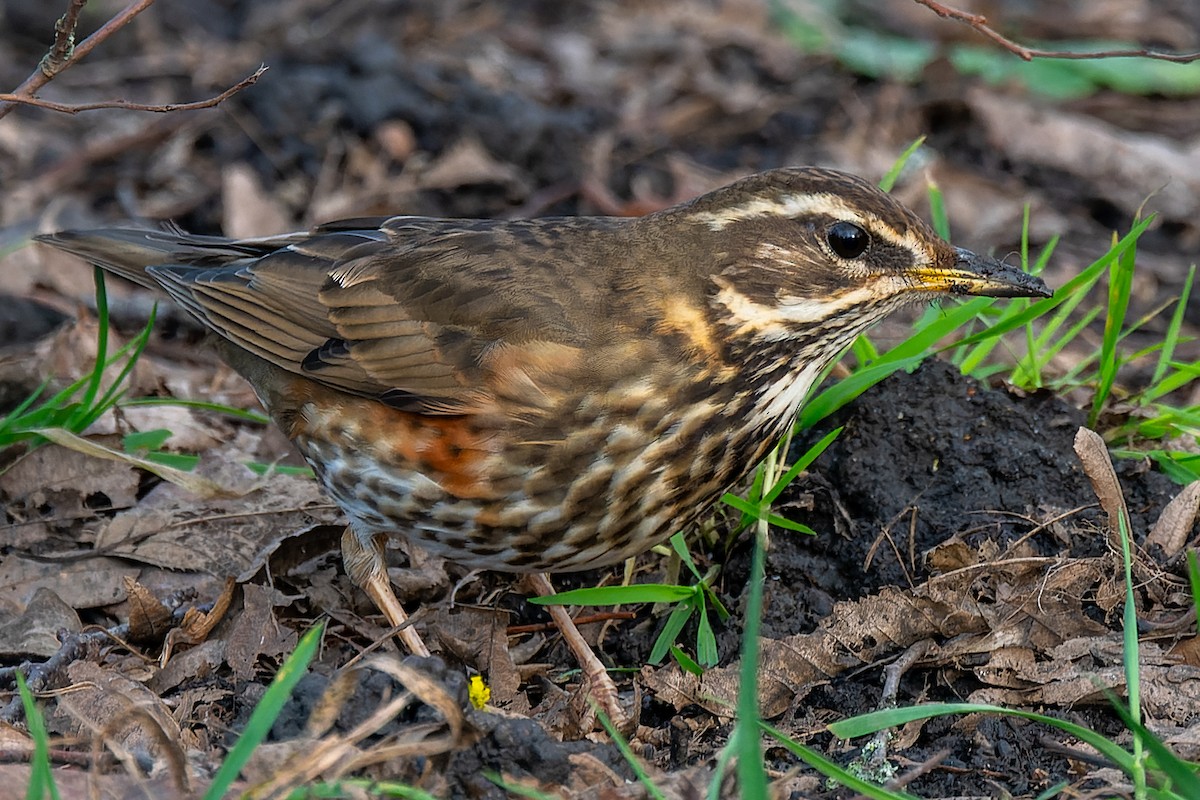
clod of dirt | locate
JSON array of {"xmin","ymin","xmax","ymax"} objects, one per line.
[{"xmin": 736, "ymin": 359, "xmax": 1180, "ymax": 640}]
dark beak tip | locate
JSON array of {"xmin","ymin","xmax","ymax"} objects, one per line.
[{"xmin": 954, "ymin": 247, "xmax": 1053, "ymax": 299}]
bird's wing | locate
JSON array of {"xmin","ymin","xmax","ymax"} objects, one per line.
[{"xmin": 70, "ymin": 218, "xmax": 622, "ymax": 415}]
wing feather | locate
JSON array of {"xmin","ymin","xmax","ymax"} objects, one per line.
[{"xmin": 56, "ymin": 217, "xmax": 633, "ymax": 415}]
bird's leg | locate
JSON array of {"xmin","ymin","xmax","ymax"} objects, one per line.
[
  {"xmin": 527, "ymin": 571, "xmax": 629, "ymax": 730},
  {"xmin": 340, "ymin": 528, "xmax": 431, "ymax": 657}
]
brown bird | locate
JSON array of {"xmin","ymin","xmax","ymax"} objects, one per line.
[{"xmin": 37, "ymin": 167, "xmax": 1050, "ymax": 722}]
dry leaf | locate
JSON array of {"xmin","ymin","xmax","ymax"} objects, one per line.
[
  {"xmin": 0, "ymin": 555, "xmax": 136, "ymax": 610},
  {"xmin": 1073, "ymin": 427, "xmax": 1129, "ymax": 552},
  {"xmin": 124, "ymin": 576, "xmax": 174, "ymax": 644},
  {"xmin": 94, "ymin": 471, "xmax": 337, "ymax": 577},
  {"xmin": 1146, "ymin": 480, "xmax": 1200, "ymax": 560},
  {"xmin": 0, "ymin": 438, "xmax": 142, "ymax": 518},
  {"xmin": 224, "ymin": 583, "xmax": 296, "ymax": 680},
  {"xmin": 56, "ymin": 661, "xmax": 191, "ymax": 791},
  {"xmin": 416, "ymin": 136, "xmax": 527, "ymax": 192},
  {"xmin": 35, "ymin": 427, "xmax": 246, "ymax": 498},
  {"xmin": 0, "ymin": 587, "xmax": 81, "ymax": 658}
]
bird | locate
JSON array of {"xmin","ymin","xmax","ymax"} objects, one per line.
[{"xmin": 37, "ymin": 167, "xmax": 1051, "ymax": 724}]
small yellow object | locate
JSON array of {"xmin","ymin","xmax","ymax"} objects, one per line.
[{"xmin": 468, "ymin": 674, "xmax": 491, "ymax": 710}]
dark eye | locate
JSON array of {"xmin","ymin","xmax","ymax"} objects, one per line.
[{"xmin": 826, "ymin": 221, "xmax": 869, "ymax": 259}]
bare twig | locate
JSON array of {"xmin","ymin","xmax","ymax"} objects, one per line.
[
  {"xmin": 0, "ymin": 66, "xmax": 266, "ymax": 115},
  {"xmin": 1, "ymin": 0, "xmax": 263, "ymax": 121},
  {"xmin": 0, "ymin": 590, "xmax": 214, "ymax": 724},
  {"xmin": 913, "ymin": 0, "xmax": 1200, "ymax": 63},
  {"xmin": 0, "ymin": 0, "xmax": 159, "ymax": 120}
]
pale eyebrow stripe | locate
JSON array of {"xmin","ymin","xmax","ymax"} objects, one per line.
[{"xmin": 688, "ymin": 192, "xmax": 931, "ymax": 258}]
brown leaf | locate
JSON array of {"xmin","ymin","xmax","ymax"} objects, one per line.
[
  {"xmin": 224, "ymin": 583, "xmax": 296, "ymax": 680},
  {"xmin": 431, "ymin": 606, "xmax": 522, "ymax": 707},
  {"xmin": 94, "ymin": 470, "xmax": 338, "ymax": 577},
  {"xmin": 0, "ymin": 438, "xmax": 142, "ymax": 521},
  {"xmin": 147, "ymin": 639, "xmax": 226, "ymax": 695},
  {"xmin": 56, "ymin": 661, "xmax": 191, "ymax": 792},
  {"xmin": 1073, "ymin": 427, "xmax": 1130, "ymax": 552},
  {"xmin": 124, "ymin": 576, "xmax": 174, "ymax": 644},
  {"xmin": 0, "ymin": 587, "xmax": 81, "ymax": 658},
  {"xmin": 0, "ymin": 554, "xmax": 136, "ymax": 610},
  {"xmin": 1146, "ymin": 480, "xmax": 1200, "ymax": 561},
  {"xmin": 416, "ymin": 136, "xmax": 527, "ymax": 192}
]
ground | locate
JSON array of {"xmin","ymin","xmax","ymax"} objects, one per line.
[{"xmin": 1, "ymin": 1, "xmax": 1199, "ymax": 798}]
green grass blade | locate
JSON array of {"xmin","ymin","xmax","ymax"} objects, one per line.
[
  {"xmin": 851, "ymin": 333, "xmax": 879, "ymax": 366},
  {"xmin": 764, "ymin": 426, "xmax": 842, "ymax": 505},
  {"xmin": 670, "ymin": 645, "xmax": 704, "ymax": 677},
  {"xmin": 702, "ymin": 584, "xmax": 731, "ymax": 622},
  {"xmin": 695, "ymin": 597, "xmax": 718, "ymax": 668},
  {"xmin": 955, "ymin": 217, "xmax": 1152, "ymax": 352},
  {"xmin": 203, "ymin": 621, "xmax": 326, "ymax": 800},
  {"xmin": 1115, "ymin": 508, "xmax": 1146, "ymax": 795},
  {"xmin": 483, "ymin": 773, "xmax": 562, "ymax": 800},
  {"xmin": 1090, "ymin": 228, "xmax": 1138, "ymax": 427},
  {"xmin": 733, "ymin": 476, "xmax": 770, "ymax": 798},
  {"xmin": 878, "ymin": 136, "xmax": 926, "ymax": 192},
  {"xmin": 1018, "ymin": 205, "xmax": 1040, "ymax": 386},
  {"xmin": 762, "ymin": 722, "xmax": 916, "ymax": 799},
  {"xmin": 77, "ymin": 267, "xmax": 110, "ymax": 416},
  {"xmin": 829, "ymin": 702, "xmax": 1135, "ymax": 774},
  {"xmin": 530, "ymin": 584, "xmax": 695, "ymax": 606},
  {"xmin": 74, "ymin": 306, "xmax": 157, "ymax": 431},
  {"xmin": 1150, "ymin": 264, "xmax": 1195, "ymax": 389},
  {"xmin": 803, "ymin": 292, "xmax": 1017, "ymax": 428},
  {"xmin": 650, "ymin": 602, "xmax": 696, "ymax": 664},
  {"xmin": 18, "ymin": 672, "xmax": 61, "ymax": 800},
  {"xmin": 1140, "ymin": 360, "xmax": 1200, "ymax": 404},
  {"xmin": 595, "ymin": 707, "xmax": 667, "ymax": 800},
  {"xmin": 284, "ymin": 779, "xmax": 441, "ymax": 800},
  {"xmin": 669, "ymin": 531, "xmax": 704, "ymax": 582},
  {"xmin": 798, "ymin": 353, "xmax": 925, "ymax": 428},
  {"xmin": 926, "ymin": 178, "xmax": 949, "ymax": 240},
  {"xmin": 1012, "ymin": 308, "xmax": 1102, "ymax": 388},
  {"xmin": 1190, "ymin": 551, "xmax": 1200, "ymax": 637},
  {"xmin": 720, "ymin": 493, "xmax": 816, "ymax": 534},
  {"xmin": 1107, "ymin": 699, "xmax": 1200, "ymax": 796},
  {"xmin": 120, "ymin": 396, "xmax": 272, "ymax": 424}
]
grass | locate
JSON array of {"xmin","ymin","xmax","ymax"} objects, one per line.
[
  {"xmin": 531, "ymin": 531, "xmax": 730, "ymax": 669},
  {"xmin": 17, "ymin": 672, "xmax": 60, "ymax": 800},
  {"xmin": 0, "ymin": 267, "xmax": 310, "ymax": 482},
  {"xmin": 0, "ymin": 268, "xmax": 155, "ymax": 462},
  {"xmin": 769, "ymin": 0, "xmax": 1200, "ymax": 99}
]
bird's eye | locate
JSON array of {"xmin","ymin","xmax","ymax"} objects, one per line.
[{"xmin": 826, "ymin": 222, "xmax": 869, "ymax": 259}]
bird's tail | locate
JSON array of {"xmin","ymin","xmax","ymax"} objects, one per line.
[{"xmin": 34, "ymin": 228, "xmax": 303, "ymax": 288}]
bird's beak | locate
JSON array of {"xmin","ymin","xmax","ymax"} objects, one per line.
[{"xmin": 908, "ymin": 247, "xmax": 1052, "ymax": 299}]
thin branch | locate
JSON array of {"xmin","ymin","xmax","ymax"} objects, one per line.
[
  {"xmin": 0, "ymin": 66, "xmax": 267, "ymax": 114},
  {"xmin": 1, "ymin": 0, "xmax": 159, "ymax": 118},
  {"xmin": 913, "ymin": 0, "xmax": 1200, "ymax": 63},
  {"xmin": 0, "ymin": 0, "xmax": 159, "ymax": 120}
]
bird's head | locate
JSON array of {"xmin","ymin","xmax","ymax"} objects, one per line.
[
  {"xmin": 638, "ymin": 167, "xmax": 1051, "ymax": 424},
  {"xmin": 653, "ymin": 167, "xmax": 1050, "ymax": 358}
]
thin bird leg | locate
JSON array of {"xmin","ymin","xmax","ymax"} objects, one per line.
[
  {"xmin": 341, "ymin": 528, "xmax": 431, "ymax": 657},
  {"xmin": 527, "ymin": 571, "xmax": 628, "ymax": 729}
]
